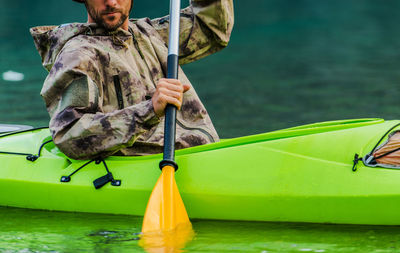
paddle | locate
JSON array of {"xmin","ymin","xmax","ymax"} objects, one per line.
[{"xmin": 141, "ymin": 0, "xmax": 191, "ymax": 234}]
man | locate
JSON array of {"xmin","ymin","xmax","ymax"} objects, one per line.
[{"xmin": 30, "ymin": 0, "xmax": 234, "ymax": 160}]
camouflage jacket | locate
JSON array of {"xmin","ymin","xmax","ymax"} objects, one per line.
[{"xmin": 30, "ymin": 0, "xmax": 234, "ymax": 160}]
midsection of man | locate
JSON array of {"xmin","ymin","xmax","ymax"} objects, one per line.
[{"xmin": 30, "ymin": 0, "xmax": 234, "ymax": 160}]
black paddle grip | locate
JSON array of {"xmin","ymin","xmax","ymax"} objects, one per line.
[
  {"xmin": 167, "ymin": 54, "xmax": 179, "ymax": 79},
  {"xmin": 162, "ymin": 54, "xmax": 179, "ymax": 165}
]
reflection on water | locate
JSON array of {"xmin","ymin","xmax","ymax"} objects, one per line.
[
  {"xmin": 2, "ymin": 206, "xmax": 400, "ymax": 252},
  {"xmin": 139, "ymin": 223, "xmax": 194, "ymax": 253},
  {"xmin": 88, "ymin": 230, "xmax": 141, "ymax": 243},
  {"xmin": 0, "ymin": 207, "xmax": 144, "ymax": 252}
]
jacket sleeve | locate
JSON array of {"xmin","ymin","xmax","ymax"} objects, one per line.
[
  {"xmin": 151, "ymin": 0, "xmax": 234, "ymax": 65},
  {"xmin": 42, "ymin": 49, "xmax": 160, "ymax": 160}
]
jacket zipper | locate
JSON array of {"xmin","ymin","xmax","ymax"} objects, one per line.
[
  {"xmin": 113, "ymin": 75, "xmax": 124, "ymax": 109},
  {"xmin": 129, "ymin": 30, "xmax": 146, "ymax": 61}
]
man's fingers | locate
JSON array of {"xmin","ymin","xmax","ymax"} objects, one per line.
[
  {"xmin": 152, "ymin": 79, "xmax": 190, "ymax": 116},
  {"xmin": 158, "ymin": 79, "xmax": 190, "ymax": 93},
  {"xmin": 158, "ymin": 82, "xmax": 183, "ymax": 93},
  {"xmin": 183, "ymin": 83, "xmax": 191, "ymax": 92},
  {"xmin": 158, "ymin": 93, "xmax": 182, "ymax": 109},
  {"xmin": 159, "ymin": 78, "xmax": 181, "ymax": 85},
  {"xmin": 158, "ymin": 87, "xmax": 182, "ymax": 100}
]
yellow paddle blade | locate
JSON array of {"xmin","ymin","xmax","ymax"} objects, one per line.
[
  {"xmin": 142, "ymin": 165, "xmax": 191, "ymax": 233},
  {"xmin": 140, "ymin": 165, "xmax": 193, "ymax": 252}
]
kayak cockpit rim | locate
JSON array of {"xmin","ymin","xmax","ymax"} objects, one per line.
[{"xmin": 0, "ymin": 118, "xmax": 387, "ymax": 163}]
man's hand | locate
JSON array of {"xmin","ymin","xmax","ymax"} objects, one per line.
[{"xmin": 152, "ymin": 78, "xmax": 191, "ymax": 117}]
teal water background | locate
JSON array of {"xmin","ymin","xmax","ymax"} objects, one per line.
[
  {"xmin": 2, "ymin": 0, "xmax": 400, "ymax": 137},
  {"xmin": 2, "ymin": 0, "xmax": 400, "ymax": 252}
]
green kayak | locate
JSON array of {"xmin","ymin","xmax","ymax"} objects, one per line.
[{"xmin": 0, "ymin": 118, "xmax": 399, "ymax": 225}]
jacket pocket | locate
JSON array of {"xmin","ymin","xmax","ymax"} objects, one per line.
[{"xmin": 113, "ymin": 75, "xmax": 124, "ymax": 110}]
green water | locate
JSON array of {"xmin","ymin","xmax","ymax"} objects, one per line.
[
  {"xmin": 2, "ymin": 0, "xmax": 400, "ymax": 137},
  {"xmin": 2, "ymin": 206, "xmax": 400, "ymax": 253},
  {"xmin": 2, "ymin": 0, "xmax": 400, "ymax": 252}
]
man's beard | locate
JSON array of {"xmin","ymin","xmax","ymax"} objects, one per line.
[{"xmin": 86, "ymin": 4, "xmax": 128, "ymax": 31}]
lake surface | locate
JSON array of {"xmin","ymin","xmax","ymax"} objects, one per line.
[
  {"xmin": 2, "ymin": 0, "xmax": 400, "ymax": 252},
  {"xmin": 2, "ymin": 206, "xmax": 400, "ymax": 253}
]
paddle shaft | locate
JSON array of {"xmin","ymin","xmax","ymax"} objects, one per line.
[
  {"xmin": 160, "ymin": 0, "xmax": 181, "ymax": 170},
  {"xmin": 141, "ymin": 0, "xmax": 191, "ymax": 236}
]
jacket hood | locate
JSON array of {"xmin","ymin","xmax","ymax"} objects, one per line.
[
  {"xmin": 30, "ymin": 23, "xmax": 92, "ymax": 72},
  {"xmin": 30, "ymin": 23, "xmax": 131, "ymax": 72}
]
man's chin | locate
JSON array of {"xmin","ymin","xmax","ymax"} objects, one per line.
[
  {"xmin": 100, "ymin": 16, "xmax": 127, "ymax": 31},
  {"xmin": 98, "ymin": 20, "xmax": 122, "ymax": 31},
  {"xmin": 103, "ymin": 23, "xmax": 120, "ymax": 31}
]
